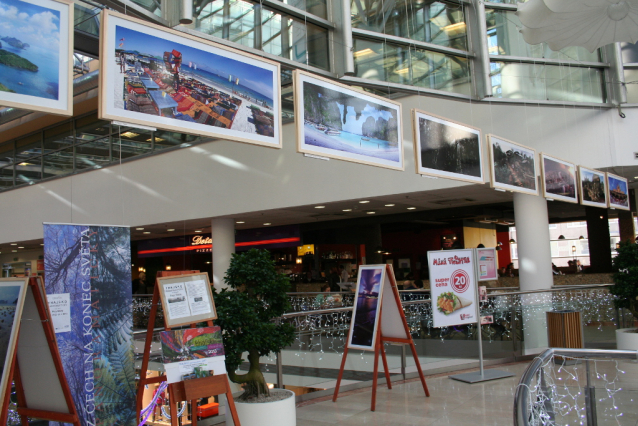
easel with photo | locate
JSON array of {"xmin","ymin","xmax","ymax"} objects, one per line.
[
  {"xmin": 0, "ymin": 277, "xmax": 81, "ymax": 426},
  {"xmin": 136, "ymin": 270, "xmax": 241, "ymax": 426},
  {"xmin": 332, "ymin": 264, "xmax": 429, "ymax": 411}
]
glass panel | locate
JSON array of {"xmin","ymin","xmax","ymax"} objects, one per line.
[
  {"xmin": 624, "ymin": 68, "xmax": 638, "ymax": 103},
  {"xmin": 43, "ymin": 148, "xmax": 74, "ymax": 178},
  {"xmin": 194, "ymin": 0, "xmax": 330, "ymax": 70},
  {"xmin": 621, "ymin": 42, "xmax": 638, "ymax": 63},
  {"xmin": 486, "ymin": 9, "xmax": 601, "ymax": 62},
  {"xmin": 491, "ymin": 61, "xmax": 605, "ymax": 102},
  {"xmin": 74, "ymin": 2, "xmax": 101, "ymax": 36},
  {"xmin": 15, "ymin": 157, "xmax": 41, "ymax": 186},
  {"xmin": 16, "ymin": 133, "xmax": 42, "ymax": 162},
  {"xmin": 276, "ymin": 0, "xmax": 327, "ymax": 18},
  {"xmin": 354, "ymin": 38, "xmax": 471, "ymax": 96},
  {"xmin": 75, "ymin": 114, "xmax": 111, "ymax": 142},
  {"xmin": 0, "ymin": 167, "xmax": 13, "ymax": 189},
  {"xmin": 44, "ymin": 122, "xmax": 73, "ymax": 153},
  {"xmin": 130, "ymin": 0, "xmax": 162, "ymax": 17},
  {"xmin": 351, "ymin": 0, "xmax": 468, "ymax": 51},
  {"xmin": 76, "ymin": 140, "xmax": 111, "ymax": 172},
  {"xmin": 0, "ymin": 141, "xmax": 13, "ymax": 169},
  {"xmin": 113, "ymin": 127, "xmax": 153, "ymax": 159},
  {"xmin": 152, "ymin": 130, "xmax": 202, "ymax": 151}
]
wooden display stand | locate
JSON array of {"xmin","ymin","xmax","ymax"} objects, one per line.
[
  {"xmin": 0, "ymin": 277, "xmax": 81, "ymax": 426},
  {"xmin": 332, "ymin": 264, "xmax": 430, "ymax": 411},
  {"xmin": 136, "ymin": 270, "xmax": 241, "ymax": 426}
]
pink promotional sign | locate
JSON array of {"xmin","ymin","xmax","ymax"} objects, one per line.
[{"xmin": 477, "ymin": 248, "xmax": 498, "ymax": 281}]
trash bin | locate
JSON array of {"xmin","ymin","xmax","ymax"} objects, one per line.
[{"xmin": 546, "ymin": 310, "xmax": 583, "ymax": 348}]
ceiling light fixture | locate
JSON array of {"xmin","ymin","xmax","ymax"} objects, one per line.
[
  {"xmin": 315, "ymin": 206, "xmax": 326, "ymax": 209},
  {"xmin": 343, "ymin": 209, "xmax": 352, "ymax": 212},
  {"xmin": 10, "ymin": 243, "xmax": 16, "ymax": 246},
  {"xmin": 359, "ymin": 200, "xmax": 370, "ymax": 204},
  {"xmin": 143, "ymin": 231, "xmax": 151, "ymax": 234},
  {"xmin": 264, "ymin": 223, "xmax": 271, "ymax": 226},
  {"xmin": 236, "ymin": 221, "xmax": 245, "ymax": 224},
  {"xmin": 167, "ymin": 229, "xmax": 175, "ymax": 232},
  {"xmin": 385, "ymin": 204, "xmax": 395, "ymax": 207},
  {"xmin": 136, "ymin": 228, "xmax": 144, "ymax": 231},
  {"xmin": 367, "ymin": 211, "xmax": 376, "ymax": 214},
  {"xmin": 195, "ymin": 230, "xmax": 202, "ymax": 233},
  {"xmin": 407, "ymin": 207, "xmax": 416, "ymax": 210}
]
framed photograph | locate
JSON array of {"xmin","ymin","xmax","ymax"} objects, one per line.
[
  {"xmin": 347, "ymin": 265, "xmax": 386, "ymax": 350},
  {"xmin": 607, "ymin": 173, "xmax": 630, "ymax": 211},
  {"xmin": 539, "ymin": 153, "xmax": 578, "ymax": 203},
  {"xmin": 578, "ymin": 166, "xmax": 607, "ymax": 208},
  {"xmin": 488, "ymin": 134, "xmax": 538, "ymax": 195},
  {"xmin": 0, "ymin": 0, "xmax": 73, "ymax": 115},
  {"xmin": 0, "ymin": 278, "xmax": 29, "ymax": 403},
  {"xmin": 294, "ymin": 70, "xmax": 404, "ymax": 171},
  {"xmin": 99, "ymin": 10, "xmax": 281, "ymax": 148},
  {"xmin": 412, "ymin": 109, "xmax": 483, "ymax": 183},
  {"xmin": 158, "ymin": 273, "xmax": 217, "ymax": 328}
]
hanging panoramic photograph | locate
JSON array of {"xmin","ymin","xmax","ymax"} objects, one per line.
[
  {"xmin": 294, "ymin": 70, "xmax": 404, "ymax": 170},
  {"xmin": 99, "ymin": 10, "xmax": 281, "ymax": 148},
  {"xmin": 578, "ymin": 166, "xmax": 607, "ymax": 208},
  {"xmin": 0, "ymin": 0, "xmax": 73, "ymax": 115},
  {"xmin": 540, "ymin": 153, "xmax": 578, "ymax": 203},
  {"xmin": 606, "ymin": 173, "xmax": 630, "ymax": 210},
  {"xmin": 412, "ymin": 110, "xmax": 483, "ymax": 183},
  {"xmin": 489, "ymin": 135, "xmax": 538, "ymax": 195}
]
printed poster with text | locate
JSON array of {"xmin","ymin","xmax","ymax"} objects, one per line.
[
  {"xmin": 44, "ymin": 224, "xmax": 135, "ymax": 426},
  {"xmin": 428, "ymin": 249, "xmax": 479, "ymax": 327}
]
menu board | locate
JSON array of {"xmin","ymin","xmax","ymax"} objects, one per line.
[
  {"xmin": 158, "ymin": 273, "xmax": 217, "ymax": 327},
  {"xmin": 427, "ymin": 249, "xmax": 479, "ymax": 328},
  {"xmin": 476, "ymin": 248, "xmax": 498, "ymax": 281}
]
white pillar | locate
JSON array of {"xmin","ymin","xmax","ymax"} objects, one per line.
[
  {"xmin": 212, "ymin": 217, "xmax": 235, "ymax": 291},
  {"xmin": 513, "ymin": 192, "xmax": 553, "ymax": 354}
]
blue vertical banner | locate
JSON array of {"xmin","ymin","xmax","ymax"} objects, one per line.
[{"xmin": 43, "ymin": 224, "xmax": 135, "ymax": 426}]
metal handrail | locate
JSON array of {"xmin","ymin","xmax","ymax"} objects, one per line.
[{"xmin": 513, "ymin": 348, "xmax": 638, "ymax": 426}]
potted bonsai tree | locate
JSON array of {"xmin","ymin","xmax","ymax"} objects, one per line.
[
  {"xmin": 214, "ymin": 248, "xmax": 296, "ymax": 426},
  {"xmin": 610, "ymin": 240, "xmax": 638, "ymax": 350}
]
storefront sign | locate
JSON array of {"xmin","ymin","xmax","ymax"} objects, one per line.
[
  {"xmin": 43, "ymin": 224, "xmax": 135, "ymax": 426},
  {"xmin": 428, "ymin": 249, "xmax": 479, "ymax": 328}
]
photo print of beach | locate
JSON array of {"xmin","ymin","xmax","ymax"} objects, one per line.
[
  {"xmin": 540, "ymin": 153, "xmax": 578, "ymax": 203},
  {"xmin": 413, "ymin": 110, "xmax": 483, "ymax": 183},
  {"xmin": 0, "ymin": 280, "xmax": 26, "ymax": 403},
  {"xmin": 0, "ymin": 0, "xmax": 72, "ymax": 115},
  {"xmin": 100, "ymin": 10, "xmax": 281, "ymax": 148},
  {"xmin": 348, "ymin": 266, "xmax": 385, "ymax": 350},
  {"xmin": 294, "ymin": 70, "xmax": 404, "ymax": 170},
  {"xmin": 578, "ymin": 166, "xmax": 607, "ymax": 208},
  {"xmin": 489, "ymin": 135, "xmax": 538, "ymax": 195},
  {"xmin": 607, "ymin": 173, "xmax": 630, "ymax": 210}
]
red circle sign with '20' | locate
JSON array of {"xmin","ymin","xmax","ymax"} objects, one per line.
[{"xmin": 450, "ymin": 269, "xmax": 470, "ymax": 293}]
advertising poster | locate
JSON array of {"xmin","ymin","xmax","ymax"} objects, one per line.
[
  {"xmin": 44, "ymin": 224, "xmax": 135, "ymax": 426},
  {"xmin": 160, "ymin": 326, "xmax": 226, "ymax": 383},
  {"xmin": 428, "ymin": 249, "xmax": 478, "ymax": 328},
  {"xmin": 347, "ymin": 265, "xmax": 386, "ymax": 350},
  {"xmin": 477, "ymin": 248, "xmax": 498, "ymax": 281}
]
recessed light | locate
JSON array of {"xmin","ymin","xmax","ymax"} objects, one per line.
[
  {"xmin": 18, "ymin": 246, "xmax": 24, "ymax": 249},
  {"xmin": 315, "ymin": 206, "xmax": 326, "ymax": 209},
  {"xmin": 11, "ymin": 250, "xmax": 17, "ymax": 253},
  {"xmin": 236, "ymin": 221, "xmax": 245, "ymax": 224},
  {"xmin": 167, "ymin": 229, "xmax": 175, "ymax": 232},
  {"xmin": 10, "ymin": 243, "xmax": 16, "ymax": 246},
  {"xmin": 136, "ymin": 227, "xmax": 144, "ymax": 231},
  {"xmin": 206, "ymin": 261, "xmax": 211, "ymax": 264},
  {"xmin": 143, "ymin": 231, "xmax": 151, "ymax": 234},
  {"xmin": 385, "ymin": 204, "xmax": 395, "ymax": 207},
  {"xmin": 343, "ymin": 209, "xmax": 352, "ymax": 212},
  {"xmin": 367, "ymin": 212, "xmax": 376, "ymax": 214},
  {"xmin": 264, "ymin": 223, "xmax": 271, "ymax": 226},
  {"xmin": 407, "ymin": 207, "xmax": 417, "ymax": 210},
  {"xmin": 195, "ymin": 230, "xmax": 202, "ymax": 233},
  {"xmin": 40, "ymin": 243, "xmax": 44, "ymax": 246},
  {"xmin": 359, "ymin": 200, "xmax": 370, "ymax": 204}
]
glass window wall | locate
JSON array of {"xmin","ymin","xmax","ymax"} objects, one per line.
[
  {"xmin": 274, "ymin": 0, "xmax": 327, "ymax": 19},
  {"xmin": 623, "ymin": 68, "xmax": 638, "ymax": 103},
  {"xmin": 354, "ymin": 38, "xmax": 471, "ymax": 95},
  {"xmin": 194, "ymin": 0, "xmax": 330, "ymax": 70},
  {"xmin": 351, "ymin": 0, "xmax": 468, "ymax": 51}
]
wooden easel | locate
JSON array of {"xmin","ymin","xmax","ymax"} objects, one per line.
[
  {"xmin": 333, "ymin": 264, "xmax": 430, "ymax": 411},
  {"xmin": 136, "ymin": 270, "xmax": 241, "ymax": 426},
  {"xmin": 0, "ymin": 277, "xmax": 81, "ymax": 426}
]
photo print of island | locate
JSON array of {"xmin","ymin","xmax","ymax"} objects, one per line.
[
  {"xmin": 578, "ymin": 166, "xmax": 607, "ymax": 208},
  {"xmin": 413, "ymin": 110, "xmax": 483, "ymax": 183},
  {"xmin": 295, "ymin": 70, "xmax": 403, "ymax": 170},
  {"xmin": 100, "ymin": 10, "xmax": 281, "ymax": 148},
  {"xmin": 540, "ymin": 153, "xmax": 578, "ymax": 203},
  {"xmin": 0, "ymin": 0, "xmax": 72, "ymax": 115},
  {"xmin": 489, "ymin": 135, "xmax": 538, "ymax": 195},
  {"xmin": 607, "ymin": 173, "xmax": 630, "ymax": 210},
  {"xmin": 348, "ymin": 266, "xmax": 385, "ymax": 350},
  {"xmin": 0, "ymin": 280, "xmax": 26, "ymax": 408}
]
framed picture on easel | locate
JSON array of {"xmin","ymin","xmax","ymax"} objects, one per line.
[
  {"xmin": 347, "ymin": 265, "xmax": 387, "ymax": 351},
  {"xmin": 0, "ymin": 278, "xmax": 28, "ymax": 405},
  {"xmin": 158, "ymin": 273, "xmax": 217, "ymax": 328}
]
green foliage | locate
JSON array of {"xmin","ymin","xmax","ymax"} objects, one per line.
[
  {"xmin": 0, "ymin": 49, "xmax": 37, "ymax": 71},
  {"xmin": 213, "ymin": 249, "xmax": 295, "ymax": 400},
  {"xmin": 0, "ymin": 82, "xmax": 14, "ymax": 92},
  {"xmin": 610, "ymin": 241, "xmax": 638, "ymax": 321}
]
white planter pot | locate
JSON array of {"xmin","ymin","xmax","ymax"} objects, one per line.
[
  {"xmin": 615, "ymin": 328, "xmax": 638, "ymax": 350},
  {"xmin": 225, "ymin": 389, "xmax": 296, "ymax": 426}
]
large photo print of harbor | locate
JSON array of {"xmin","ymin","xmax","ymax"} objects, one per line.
[
  {"xmin": 100, "ymin": 10, "xmax": 281, "ymax": 148},
  {"xmin": 0, "ymin": 0, "xmax": 73, "ymax": 115},
  {"xmin": 294, "ymin": 70, "xmax": 403, "ymax": 170},
  {"xmin": 413, "ymin": 110, "xmax": 483, "ymax": 183}
]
